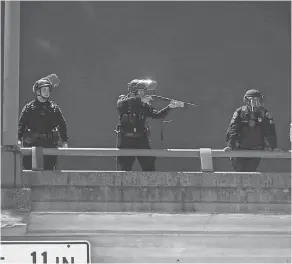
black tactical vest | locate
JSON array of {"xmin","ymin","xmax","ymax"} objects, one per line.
[
  {"xmin": 118, "ymin": 97, "xmax": 147, "ymax": 133},
  {"xmin": 238, "ymin": 106, "xmax": 266, "ymax": 149}
]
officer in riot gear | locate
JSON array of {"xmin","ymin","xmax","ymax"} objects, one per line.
[
  {"xmin": 116, "ymin": 78, "xmax": 184, "ymax": 171},
  {"xmin": 224, "ymin": 89, "xmax": 280, "ymax": 172},
  {"xmin": 18, "ymin": 74, "xmax": 68, "ymax": 170}
]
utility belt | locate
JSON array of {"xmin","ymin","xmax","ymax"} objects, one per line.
[
  {"xmin": 237, "ymin": 145, "xmax": 264, "ymax": 150},
  {"xmin": 22, "ymin": 128, "xmax": 61, "ymax": 145},
  {"xmin": 115, "ymin": 125, "xmax": 149, "ymax": 139},
  {"xmin": 123, "ymin": 132, "xmax": 143, "ymax": 138},
  {"xmin": 230, "ymin": 143, "xmax": 264, "ymax": 161}
]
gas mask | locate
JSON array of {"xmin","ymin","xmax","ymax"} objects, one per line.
[{"xmin": 246, "ymin": 97, "xmax": 262, "ymax": 113}]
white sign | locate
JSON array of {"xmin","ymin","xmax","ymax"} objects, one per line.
[{"xmin": 0, "ymin": 241, "xmax": 90, "ymax": 264}]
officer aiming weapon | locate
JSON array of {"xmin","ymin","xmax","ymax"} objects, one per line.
[
  {"xmin": 150, "ymin": 95, "xmax": 198, "ymax": 110},
  {"xmin": 140, "ymin": 80, "xmax": 198, "ymax": 110},
  {"xmin": 137, "ymin": 79, "xmax": 198, "ymax": 141}
]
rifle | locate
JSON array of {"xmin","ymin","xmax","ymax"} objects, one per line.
[
  {"xmin": 147, "ymin": 94, "xmax": 198, "ymax": 141},
  {"xmin": 149, "ymin": 95, "xmax": 198, "ymax": 108},
  {"xmin": 136, "ymin": 79, "xmax": 198, "ymax": 108}
]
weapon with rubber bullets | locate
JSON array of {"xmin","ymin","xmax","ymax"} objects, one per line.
[
  {"xmin": 147, "ymin": 94, "xmax": 198, "ymax": 141},
  {"xmin": 149, "ymin": 94, "xmax": 198, "ymax": 108},
  {"xmin": 141, "ymin": 79, "xmax": 199, "ymax": 141},
  {"xmin": 140, "ymin": 80, "xmax": 198, "ymax": 108}
]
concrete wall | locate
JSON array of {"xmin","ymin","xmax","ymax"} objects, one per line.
[
  {"xmin": 1, "ymin": 188, "xmax": 31, "ymax": 211},
  {"xmin": 23, "ymin": 171, "xmax": 291, "ymax": 214},
  {"xmin": 19, "ymin": 2, "xmax": 291, "ymax": 171}
]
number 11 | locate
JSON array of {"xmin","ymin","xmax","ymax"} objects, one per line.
[{"xmin": 31, "ymin": 251, "xmax": 47, "ymax": 264}]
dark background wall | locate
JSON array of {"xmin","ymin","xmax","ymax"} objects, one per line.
[{"xmin": 19, "ymin": 1, "xmax": 291, "ymax": 171}]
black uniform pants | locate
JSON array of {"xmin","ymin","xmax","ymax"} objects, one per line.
[
  {"xmin": 22, "ymin": 141, "xmax": 58, "ymax": 170},
  {"xmin": 231, "ymin": 147, "xmax": 263, "ymax": 172},
  {"xmin": 23, "ymin": 155, "xmax": 57, "ymax": 170},
  {"xmin": 231, "ymin": 157, "xmax": 261, "ymax": 172},
  {"xmin": 117, "ymin": 135, "xmax": 156, "ymax": 171}
]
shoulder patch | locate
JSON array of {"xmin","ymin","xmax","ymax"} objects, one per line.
[
  {"xmin": 117, "ymin": 94, "xmax": 128, "ymax": 102},
  {"xmin": 26, "ymin": 100, "xmax": 34, "ymax": 107},
  {"xmin": 118, "ymin": 95, "xmax": 125, "ymax": 100},
  {"xmin": 239, "ymin": 106, "xmax": 248, "ymax": 119},
  {"xmin": 241, "ymin": 105, "xmax": 248, "ymax": 112},
  {"xmin": 25, "ymin": 100, "xmax": 35, "ymax": 110},
  {"xmin": 232, "ymin": 111, "xmax": 238, "ymax": 119}
]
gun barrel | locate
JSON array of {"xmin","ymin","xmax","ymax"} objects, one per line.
[
  {"xmin": 151, "ymin": 95, "xmax": 170, "ymax": 101},
  {"xmin": 151, "ymin": 95, "xmax": 198, "ymax": 107}
]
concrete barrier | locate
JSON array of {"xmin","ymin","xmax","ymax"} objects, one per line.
[
  {"xmin": 1, "ymin": 188, "xmax": 31, "ymax": 211},
  {"xmin": 22, "ymin": 171, "xmax": 291, "ymax": 214}
]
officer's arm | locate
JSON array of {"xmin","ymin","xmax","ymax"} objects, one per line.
[
  {"xmin": 55, "ymin": 105, "xmax": 69, "ymax": 143},
  {"xmin": 18, "ymin": 105, "xmax": 29, "ymax": 142},
  {"xmin": 226, "ymin": 110, "xmax": 241, "ymax": 149},
  {"xmin": 263, "ymin": 111, "xmax": 277, "ymax": 149},
  {"xmin": 146, "ymin": 103, "xmax": 171, "ymax": 119}
]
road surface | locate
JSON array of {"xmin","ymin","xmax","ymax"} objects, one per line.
[{"xmin": 1, "ymin": 211, "xmax": 291, "ymax": 263}]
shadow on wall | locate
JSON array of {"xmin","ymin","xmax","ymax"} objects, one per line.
[{"xmin": 19, "ymin": 1, "xmax": 291, "ymax": 172}]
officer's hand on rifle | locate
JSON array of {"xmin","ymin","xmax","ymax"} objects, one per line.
[{"xmin": 169, "ymin": 100, "xmax": 184, "ymax": 108}]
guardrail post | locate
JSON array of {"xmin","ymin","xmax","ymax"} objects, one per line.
[
  {"xmin": 1, "ymin": 145, "xmax": 23, "ymax": 187},
  {"xmin": 199, "ymin": 148, "xmax": 214, "ymax": 172},
  {"xmin": 32, "ymin": 147, "xmax": 44, "ymax": 171},
  {"xmin": 14, "ymin": 149, "xmax": 23, "ymax": 187}
]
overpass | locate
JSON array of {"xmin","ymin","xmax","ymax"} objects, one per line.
[
  {"xmin": 1, "ymin": 147, "xmax": 291, "ymax": 262},
  {"xmin": 0, "ymin": 2, "xmax": 291, "ymax": 263}
]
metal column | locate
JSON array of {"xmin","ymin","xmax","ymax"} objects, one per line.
[{"xmin": 1, "ymin": 1, "xmax": 21, "ymax": 187}]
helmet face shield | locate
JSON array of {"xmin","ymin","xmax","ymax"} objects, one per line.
[
  {"xmin": 247, "ymin": 96, "xmax": 262, "ymax": 111},
  {"xmin": 38, "ymin": 86, "xmax": 51, "ymax": 99},
  {"xmin": 139, "ymin": 79, "xmax": 157, "ymax": 91},
  {"xmin": 128, "ymin": 79, "xmax": 157, "ymax": 94}
]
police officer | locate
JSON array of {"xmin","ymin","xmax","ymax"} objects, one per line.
[
  {"xmin": 116, "ymin": 79, "xmax": 184, "ymax": 171},
  {"xmin": 18, "ymin": 74, "xmax": 68, "ymax": 170},
  {"xmin": 223, "ymin": 89, "xmax": 281, "ymax": 172}
]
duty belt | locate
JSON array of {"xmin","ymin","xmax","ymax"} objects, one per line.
[
  {"xmin": 238, "ymin": 145, "xmax": 264, "ymax": 150},
  {"xmin": 36, "ymin": 133, "xmax": 53, "ymax": 140},
  {"xmin": 123, "ymin": 132, "xmax": 143, "ymax": 138},
  {"xmin": 24, "ymin": 131, "xmax": 53, "ymax": 140}
]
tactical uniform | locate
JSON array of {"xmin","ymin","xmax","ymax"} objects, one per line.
[
  {"xmin": 226, "ymin": 90, "xmax": 277, "ymax": 172},
  {"xmin": 116, "ymin": 95, "xmax": 171, "ymax": 171},
  {"xmin": 18, "ymin": 76, "xmax": 68, "ymax": 170}
]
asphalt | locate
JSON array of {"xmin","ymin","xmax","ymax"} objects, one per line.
[{"xmin": 1, "ymin": 211, "xmax": 291, "ymax": 263}]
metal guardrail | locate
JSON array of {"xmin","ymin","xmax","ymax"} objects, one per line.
[
  {"xmin": 2, "ymin": 145, "xmax": 290, "ymax": 172},
  {"xmin": 17, "ymin": 147, "xmax": 291, "ymax": 172},
  {"xmin": 19, "ymin": 147, "xmax": 291, "ymax": 158}
]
